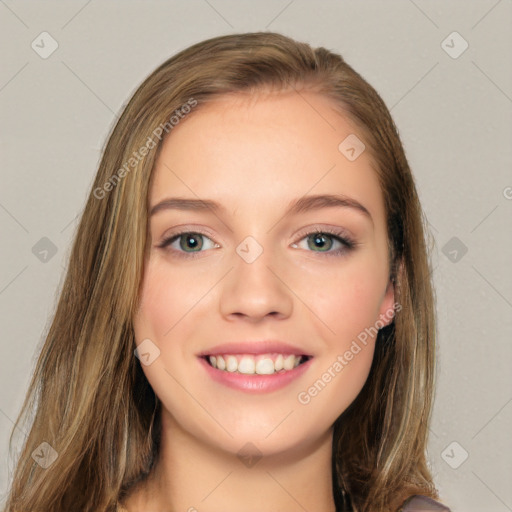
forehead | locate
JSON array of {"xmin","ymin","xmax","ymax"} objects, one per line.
[{"xmin": 149, "ymin": 90, "xmax": 385, "ymax": 226}]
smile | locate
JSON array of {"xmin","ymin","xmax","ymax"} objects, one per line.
[
  {"xmin": 198, "ymin": 352, "xmax": 313, "ymax": 393},
  {"xmin": 205, "ymin": 353, "xmax": 311, "ymax": 375}
]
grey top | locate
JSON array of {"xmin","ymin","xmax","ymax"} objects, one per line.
[{"xmin": 401, "ymin": 495, "xmax": 451, "ymax": 511}]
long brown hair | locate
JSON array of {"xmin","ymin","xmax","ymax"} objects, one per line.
[{"xmin": 3, "ymin": 32, "xmax": 438, "ymax": 512}]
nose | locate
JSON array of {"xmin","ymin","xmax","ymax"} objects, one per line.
[{"xmin": 218, "ymin": 242, "xmax": 294, "ymax": 322}]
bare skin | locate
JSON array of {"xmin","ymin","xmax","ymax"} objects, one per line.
[{"xmin": 123, "ymin": 89, "xmax": 395, "ymax": 512}]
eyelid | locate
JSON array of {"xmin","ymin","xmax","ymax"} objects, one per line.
[
  {"xmin": 157, "ymin": 224, "xmax": 358, "ymax": 258},
  {"xmin": 156, "ymin": 226, "xmax": 219, "ymax": 259},
  {"xmin": 159, "ymin": 224, "xmax": 218, "ymax": 242},
  {"xmin": 158, "ymin": 224, "xmax": 355, "ymax": 244},
  {"xmin": 290, "ymin": 225, "xmax": 357, "ymax": 257},
  {"xmin": 292, "ymin": 224, "xmax": 355, "ymax": 244}
]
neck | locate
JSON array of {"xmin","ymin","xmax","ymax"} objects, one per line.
[{"xmin": 123, "ymin": 408, "xmax": 337, "ymax": 512}]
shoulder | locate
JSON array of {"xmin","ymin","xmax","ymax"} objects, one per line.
[{"xmin": 400, "ymin": 495, "xmax": 451, "ymax": 511}]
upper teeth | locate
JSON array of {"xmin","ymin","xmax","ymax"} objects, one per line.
[{"xmin": 208, "ymin": 354, "xmax": 303, "ymax": 374}]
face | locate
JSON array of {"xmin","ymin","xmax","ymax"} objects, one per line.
[{"xmin": 133, "ymin": 89, "xmax": 395, "ymax": 459}]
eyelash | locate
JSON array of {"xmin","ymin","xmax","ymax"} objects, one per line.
[{"xmin": 157, "ymin": 226, "xmax": 357, "ymax": 260}]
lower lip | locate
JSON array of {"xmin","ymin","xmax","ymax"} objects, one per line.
[{"xmin": 198, "ymin": 356, "xmax": 313, "ymax": 393}]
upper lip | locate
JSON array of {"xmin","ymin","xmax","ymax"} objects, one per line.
[{"xmin": 197, "ymin": 340, "xmax": 313, "ymax": 357}]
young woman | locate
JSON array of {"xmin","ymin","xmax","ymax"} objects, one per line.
[{"xmin": 3, "ymin": 32, "xmax": 451, "ymax": 512}]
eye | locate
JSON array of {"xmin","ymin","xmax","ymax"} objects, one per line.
[
  {"xmin": 291, "ymin": 228, "xmax": 355, "ymax": 257},
  {"xmin": 157, "ymin": 226, "xmax": 356, "ymax": 259},
  {"xmin": 158, "ymin": 231, "xmax": 218, "ymax": 259}
]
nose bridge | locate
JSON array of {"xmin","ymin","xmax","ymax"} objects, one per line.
[{"xmin": 219, "ymin": 234, "xmax": 293, "ymax": 320}]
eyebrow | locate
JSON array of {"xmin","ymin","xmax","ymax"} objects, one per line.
[{"xmin": 150, "ymin": 193, "xmax": 373, "ymax": 223}]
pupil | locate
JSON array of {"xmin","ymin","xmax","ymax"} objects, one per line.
[
  {"xmin": 311, "ymin": 233, "xmax": 331, "ymax": 251},
  {"xmin": 183, "ymin": 234, "xmax": 201, "ymax": 251}
]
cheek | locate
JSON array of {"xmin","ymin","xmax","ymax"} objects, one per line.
[
  {"xmin": 134, "ymin": 259, "xmax": 200, "ymax": 340},
  {"xmin": 133, "ymin": 259, "xmax": 214, "ymax": 398},
  {"xmin": 295, "ymin": 264, "xmax": 384, "ymax": 416},
  {"xmin": 133, "ymin": 262, "xmax": 203, "ymax": 421},
  {"xmin": 306, "ymin": 257, "xmax": 387, "ymax": 347}
]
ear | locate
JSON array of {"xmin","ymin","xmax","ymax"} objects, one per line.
[{"xmin": 377, "ymin": 278, "xmax": 396, "ymax": 328}]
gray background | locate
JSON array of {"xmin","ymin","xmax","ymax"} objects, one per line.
[{"xmin": 1, "ymin": 1, "xmax": 511, "ymax": 511}]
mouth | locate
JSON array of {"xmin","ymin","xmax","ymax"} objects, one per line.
[{"xmin": 200, "ymin": 353, "xmax": 313, "ymax": 375}]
